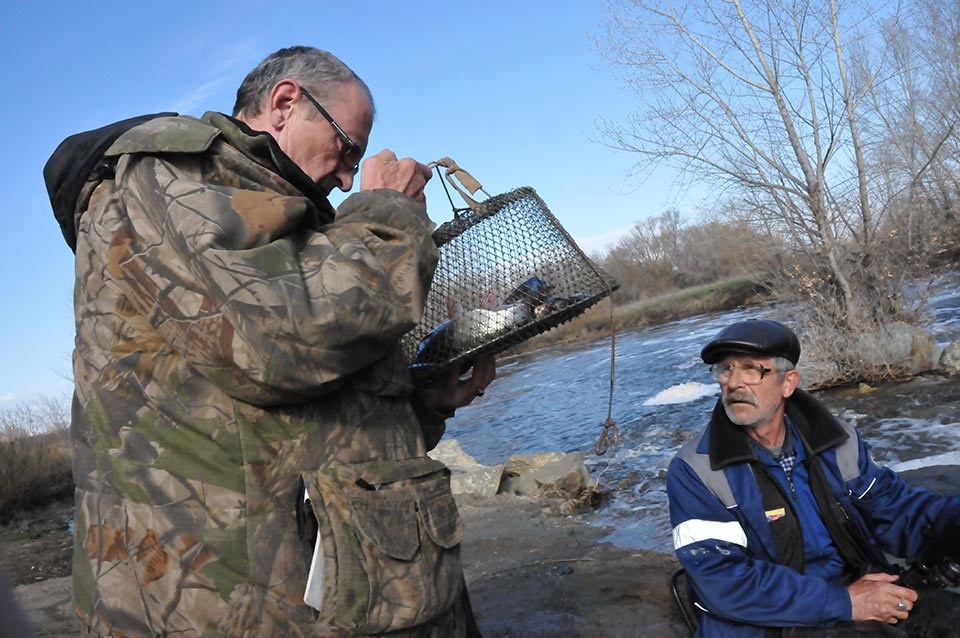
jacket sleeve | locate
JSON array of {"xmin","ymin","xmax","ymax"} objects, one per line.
[
  {"xmin": 843, "ymin": 433, "xmax": 960, "ymax": 559},
  {"xmin": 667, "ymin": 457, "xmax": 852, "ymax": 628},
  {"xmin": 103, "ymin": 151, "xmax": 438, "ymax": 406}
]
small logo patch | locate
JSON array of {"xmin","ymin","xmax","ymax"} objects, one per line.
[{"xmin": 765, "ymin": 507, "xmax": 786, "ymax": 522}]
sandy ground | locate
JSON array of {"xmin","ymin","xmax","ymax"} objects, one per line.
[{"xmin": 11, "ymin": 493, "xmax": 687, "ymax": 638}]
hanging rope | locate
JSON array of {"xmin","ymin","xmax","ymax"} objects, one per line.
[{"xmin": 594, "ymin": 291, "xmax": 620, "ymax": 455}]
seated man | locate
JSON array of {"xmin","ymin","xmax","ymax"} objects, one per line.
[{"xmin": 667, "ymin": 319, "xmax": 960, "ymax": 637}]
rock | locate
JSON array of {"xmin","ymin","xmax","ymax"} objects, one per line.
[
  {"xmin": 500, "ymin": 451, "xmax": 594, "ymax": 500},
  {"xmin": 430, "ymin": 442, "xmax": 599, "ymax": 505},
  {"xmin": 855, "ymin": 322, "xmax": 937, "ymax": 375},
  {"xmin": 498, "ymin": 471, "xmax": 539, "ymax": 497},
  {"xmin": 878, "ymin": 323, "xmax": 935, "ymax": 371},
  {"xmin": 429, "ymin": 439, "xmax": 504, "ymax": 497},
  {"xmin": 503, "ymin": 451, "xmax": 567, "ymax": 475},
  {"xmin": 800, "ymin": 325, "xmax": 955, "ymax": 388},
  {"xmin": 500, "ymin": 451, "xmax": 566, "ymax": 497},
  {"xmin": 900, "ymin": 465, "xmax": 960, "ymax": 495},
  {"xmin": 940, "ymin": 340, "xmax": 960, "ymax": 372}
]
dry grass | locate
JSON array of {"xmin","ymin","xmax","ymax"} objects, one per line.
[{"xmin": 0, "ymin": 397, "xmax": 73, "ymax": 521}]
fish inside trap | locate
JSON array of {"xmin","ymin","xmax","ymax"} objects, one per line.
[{"xmin": 401, "ymin": 163, "xmax": 617, "ymax": 384}]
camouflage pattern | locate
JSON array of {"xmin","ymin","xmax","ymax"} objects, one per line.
[
  {"xmin": 71, "ymin": 112, "xmax": 470, "ymax": 637},
  {"xmin": 302, "ymin": 458, "xmax": 463, "ymax": 633}
]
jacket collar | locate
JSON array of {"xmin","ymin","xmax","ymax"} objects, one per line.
[
  {"xmin": 202, "ymin": 112, "xmax": 337, "ymax": 226},
  {"xmin": 705, "ymin": 388, "xmax": 849, "ymax": 470}
]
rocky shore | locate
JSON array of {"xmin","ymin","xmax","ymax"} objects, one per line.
[
  {"xmin": 11, "ymin": 494, "xmax": 687, "ymax": 638},
  {"xmin": 10, "ymin": 448, "xmax": 960, "ymax": 638}
]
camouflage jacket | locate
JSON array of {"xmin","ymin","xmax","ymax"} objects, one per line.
[{"xmin": 69, "ymin": 113, "xmax": 468, "ymax": 637}]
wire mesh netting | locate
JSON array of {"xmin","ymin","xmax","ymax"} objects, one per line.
[{"xmin": 402, "ymin": 186, "xmax": 618, "ymax": 383}]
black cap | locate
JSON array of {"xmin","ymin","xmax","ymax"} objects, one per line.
[{"xmin": 701, "ymin": 319, "xmax": 801, "ymax": 365}]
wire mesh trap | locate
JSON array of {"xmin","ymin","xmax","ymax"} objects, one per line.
[{"xmin": 401, "ymin": 158, "xmax": 618, "ymax": 384}]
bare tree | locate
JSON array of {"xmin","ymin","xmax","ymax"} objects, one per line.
[
  {"xmin": 603, "ymin": 210, "xmax": 686, "ymax": 300},
  {"xmin": 676, "ymin": 206, "xmax": 784, "ymax": 285},
  {"xmin": 598, "ymin": 0, "xmax": 927, "ymax": 334},
  {"xmin": 598, "ymin": 206, "xmax": 780, "ymax": 301},
  {"xmin": 859, "ymin": 0, "xmax": 960, "ymax": 255}
]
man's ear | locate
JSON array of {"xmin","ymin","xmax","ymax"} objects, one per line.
[
  {"xmin": 781, "ymin": 369, "xmax": 800, "ymax": 398},
  {"xmin": 268, "ymin": 79, "xmax": 300, "ymax": 131}
]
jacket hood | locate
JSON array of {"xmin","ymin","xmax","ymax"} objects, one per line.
[
  {"xmin": 44, "ymin": 111, "xmax": 336, "ymax": 252},
  {"xmin": 44, "ymin": 112, "xmax": 177, "ymax": 252}
]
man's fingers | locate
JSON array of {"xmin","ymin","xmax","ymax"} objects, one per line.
[
  {"xmin": 471, "ymin": 355, "xmax": 496, "ymax": 390},
  {"xmin": 370, "ymin": 149, "xmax": 398, "ymax": 162},
  {"xmin": 451, "ymin": 356, "xmax": 497, "ymax": 407},
  {"xmin": 849, "ymin": 573, "xmax": 919, "ymax": 623},
  {"xmin": 359, "ymin": 150, "xmax": 431, "ymax": 202}
]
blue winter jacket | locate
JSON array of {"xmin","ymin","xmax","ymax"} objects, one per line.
[{"xmin": 666, "ymin": 389, "xmax": 960, "ymax": 637}]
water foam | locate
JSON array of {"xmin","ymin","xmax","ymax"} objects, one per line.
[
  {"xmin": 890, "ymin": 450, "xmax": 960, "ymax": 473},
  {"xmin": 643, "ymin": 381, "xmax": 719, "ymax": 406}
]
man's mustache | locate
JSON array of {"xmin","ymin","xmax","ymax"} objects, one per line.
[{"xmin": 724, "ymin": 391, "xmax": 759, "ymax": 407}]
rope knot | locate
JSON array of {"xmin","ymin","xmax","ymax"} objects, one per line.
[{"xmin": 594, "ymin": 418, "xmax": 620, "ymax": 456}]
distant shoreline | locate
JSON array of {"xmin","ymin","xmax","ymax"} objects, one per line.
[{"xmin": 514, "ymin": 276, "xmax": 768, "ymax": 354}]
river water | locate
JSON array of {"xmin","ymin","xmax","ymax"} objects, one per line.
[{"xmin": 445, "ymin": 272, "xmax": 960, "ymax": 553}]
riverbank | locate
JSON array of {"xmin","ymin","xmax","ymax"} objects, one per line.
[
  {"xmin": 514, "ymin": 276, "xmax": 768, "ymax": 354},
  {"xmin": 8, "ymin": 492, "xmax": 688, "ymax": 638},
  {"xmin": 9, "ymin": 464, "xmax": 960, "ymax": 637},
  {"xmin": 460, "ymin": 494, "xmax": 687, "ymax": 638}
]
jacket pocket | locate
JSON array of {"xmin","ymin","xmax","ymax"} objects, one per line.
[{"xmin": 298, "ymin": 456, "xmax": 463, "ymax": 634}]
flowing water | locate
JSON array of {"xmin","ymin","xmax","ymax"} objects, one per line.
[{"xmin": 445, "ymin": 272, "xmax": 960, "ymax": 553}]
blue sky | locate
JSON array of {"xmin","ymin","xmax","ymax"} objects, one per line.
[{"xmin": 1, "ymin": 1, "xmax": 688, "ymax": 403}]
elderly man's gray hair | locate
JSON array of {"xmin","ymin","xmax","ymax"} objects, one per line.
[
  {"xmin": 232, "ymin": 46, "xmax": 375, "ymax": 119},
  {"xmin": 771, "ymin": 356, "xmax": 795, "ymax": 382}
]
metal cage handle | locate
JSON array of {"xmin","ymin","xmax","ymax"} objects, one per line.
[{"xmin": 428, "ymin": 157, "xmax": 492, "ymax": 215}]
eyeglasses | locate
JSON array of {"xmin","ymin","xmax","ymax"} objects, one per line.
[
  {"xmin": 299, "ymin": 86, "xmax": 363, "ymax": 174},
  {"xmin": 709, "ymin": 362, "xmax": 774, "ymax": 385}
]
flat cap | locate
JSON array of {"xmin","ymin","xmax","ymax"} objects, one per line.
[{"xmin": 701, "ymin": 319, "xmax": 801, "ymax": 365}]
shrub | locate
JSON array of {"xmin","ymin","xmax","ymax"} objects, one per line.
[{"xmin": 0, "ymin": 397, "xmax": 73, "ymax": 520}]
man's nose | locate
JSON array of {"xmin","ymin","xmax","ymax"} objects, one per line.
[
  {"xmin": 333, "ymin": 166, "xmax": 355, "ymax": 193},
  {"xmin": 725, "ymin": 367, "xmax": 750, "ymax": 387}
]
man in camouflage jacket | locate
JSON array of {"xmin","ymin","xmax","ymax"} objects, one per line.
[{"xmin": 49, "ymin": 47, "xmax": 494, "ymax": 637}]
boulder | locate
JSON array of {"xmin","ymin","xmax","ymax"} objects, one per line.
[
  {"xmin": 900, "ymin": 464, "xmax": 960, "ymax": 495},
  {"xmin": 499, "ymin": 451, "xmax": 594, "ymax": 499},
  {"xmin": 502, "ymin": 451, "xmax": 567, "ymax": 475},
  {"xmin": 430, "ymin": 442, "xmax": 600, "ymax": 512},
  {"xmin": 797, "ymin": 358, "xmax": 839, "ymax": 390},
  {"xmin": 940, "ymin": 340, "xmax": 960, "ymax": 372},
  {"xmin": 429, "ymin": 439, "xmax": 504, "ymax": 497},
  {"xmin": 855, "ymin": 322, "xmax": 937, "ymax": 376}
]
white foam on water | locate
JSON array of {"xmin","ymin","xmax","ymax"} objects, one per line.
[
  {"xmin": 643, "ymin": 381, "xmax": 719, "ymax": 406},
  {"xmin": 890, "ymin": 450, "xmax": 960, "ymax": 473}
]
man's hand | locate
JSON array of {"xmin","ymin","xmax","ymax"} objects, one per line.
[
  {"xmin": 848, "ymin": 572, "xmax": 918, "ymax": 624},
  {"xmin": 417, "ymin": 355, "xmax": 496, "ymax": 416},
  {"xmin": 359, "ymin": 150, "xmax": 432, "ymax": 203}
]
